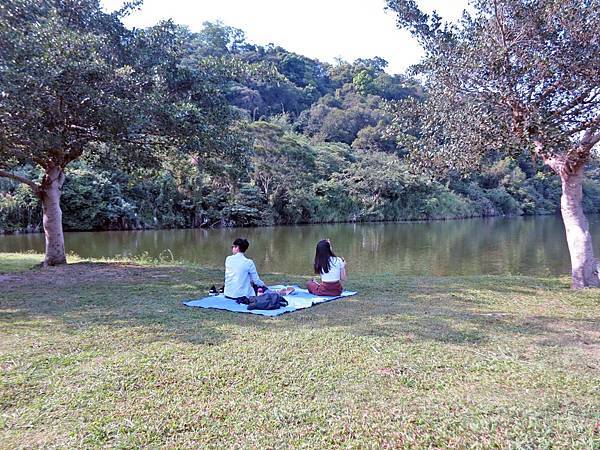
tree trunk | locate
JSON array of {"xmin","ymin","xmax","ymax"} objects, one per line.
[
  {"xmin": 560, "ymin": 166, "xmax": 599, "ymax": 289},
  {"xmin": 40, "ymin": 165, "xmax": 67, "ymax": 266}
]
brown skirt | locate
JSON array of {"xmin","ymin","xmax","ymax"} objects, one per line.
[{"xmin": 306, "ymin": 280, "xmax": 342, "ymax": 296}]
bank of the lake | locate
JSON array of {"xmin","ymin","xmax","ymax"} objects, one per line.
[{"xmin": 1, "ymin": 253, "xmax": 598, "ymax": 448}]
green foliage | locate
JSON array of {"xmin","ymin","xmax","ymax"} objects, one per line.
[
  {"xmin": 0, "ymin": 166, "xmax": 41, "ymax": 231},
  {"xmin": 224, "ymin": 184, "xmax": 270, "ymax": 226},
  {"xmin": 193, "ymin": 21, "xmax": 247, "ymax": 56},
  {"xmin": 0, "ymin": 183, "xmax": 41, "ymax": 232},
  {"xmin": 61, "ymin": 168, "xmax": 138, "ymax": 231},
  {"xmin": 313, "ymin": 180, "xmax": 356, "ymax": 222},
  {"xmin": 352, "ymin": 121, "xmax": 401, "ymax": 154},
  {"xmin": 4, "ymin": 120, "xmax": 597, "ymax": 232},
  {"xmin": 352, "ymin": 69, "xmax": 376, "ymax": 95},
  {"xmin": 296, "ymin": 89, "xmax": 384, "ymax": 144},
  {"xmin": 582, "ymin": 179, "xmax": 600, "ymax": 214},
  {"xmin": 0, "ymin": 1, "xmax": 242, "ymax": 189}
]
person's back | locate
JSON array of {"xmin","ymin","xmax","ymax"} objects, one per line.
[
  {"xmin": 320, "ymin": 256, "xmax": 345, "ymax": 283},
  {"xmin": 307, "ymin": 239, "xmax": 346, "ymax": 296},
  {"xmin": 224, "ymin": 238, "xmax": 265, "ymax": 300}
]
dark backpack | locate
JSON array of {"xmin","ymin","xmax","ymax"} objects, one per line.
[{"xmin": 247, "ymin": 292, "xmax": 289, "ymax": 310}]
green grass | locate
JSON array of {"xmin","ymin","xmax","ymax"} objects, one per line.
[
  {"xmin": 0, "ymin": 252, "xmax": 47, "ymax": 272},
  {"xmin": 1, "ymin": 252, "xmax": 599, "ymax": 448}
]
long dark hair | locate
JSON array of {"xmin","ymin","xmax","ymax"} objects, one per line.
[{"xmin": 314, "ymin": 240, "xmax": 336, "ymax": 274}]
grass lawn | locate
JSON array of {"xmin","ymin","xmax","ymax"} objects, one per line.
[{"xmin": 1, "ymin": 252, "xmax": 599, "ymax": 448}]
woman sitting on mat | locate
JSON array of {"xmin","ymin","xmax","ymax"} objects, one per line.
[{"xmin": 307, "ymin": 239, "xmax": 346, "ymax": 296}]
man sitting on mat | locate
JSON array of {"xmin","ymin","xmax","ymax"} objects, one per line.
[{"xmin": 224, "ymin": 238, "xmax": 267, "ymax": 303}]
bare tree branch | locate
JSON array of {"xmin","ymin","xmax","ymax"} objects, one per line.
[
  {"xmin": 493, "ymin": 0, "xmax": 508, "ymax": 48},
  {"xmin": 581, "ymin": 127, "xmax": 600, "ymax": 149},
  {"xmin": 533, "ymin": 79, "xmax": 562, "ymax": 105},
  {"xmin": 550, "ymin": 86, "xmax": 597, "ymax": 120},
  {"xmin": 0, "ymin": 169, "xmax": 40, "ymax": 193}
]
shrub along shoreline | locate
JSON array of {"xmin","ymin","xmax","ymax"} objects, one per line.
[
  {"xmin": 0, "ymin": 209, "xmax": 563, "ymax": 236},
  {"xmin": 1, "ymin": 253, "xmax": 598, "ymax": 448}
]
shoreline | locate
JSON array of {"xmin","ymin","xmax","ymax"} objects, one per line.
[{"xmin": 0, "ymin": 210, "xmax": 565, "ymax": 236}]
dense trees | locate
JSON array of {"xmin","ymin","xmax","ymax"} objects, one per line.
[
  {"xmin": 386, "ymin": 0, "xmax": 600, "ymax": 288},
  {"xmin": 5, "ymin": 117, "xmax": 596, "ymax": 233}
]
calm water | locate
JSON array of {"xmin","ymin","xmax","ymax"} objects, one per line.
[{"xmin": 1, "ymin": 215, "xmax": 599, "ymax": 276}]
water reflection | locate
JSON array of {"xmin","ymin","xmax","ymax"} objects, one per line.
[{"xmin": 1, "ymin": 215, "xmax": 598, "ymax": 276}]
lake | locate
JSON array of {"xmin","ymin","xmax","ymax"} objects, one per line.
[{"xmin": 1, "ymin": 215, "xmax": 599, "ymax": 277}]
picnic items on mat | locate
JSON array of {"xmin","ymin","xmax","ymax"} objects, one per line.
[{"xmin": 183, "ymin": 285, "xmax": 357, "ymax": 317}]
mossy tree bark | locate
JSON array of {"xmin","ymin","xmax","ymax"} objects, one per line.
[
  {"xmin": 559, "ymin": 166, "xmax": 599, "ymax": 288},
  {"xmin": 40, "ymin": 165, "xmax": 67, "ymax": 266}
]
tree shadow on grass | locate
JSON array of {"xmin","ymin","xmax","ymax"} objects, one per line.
[
  {"xmin": 1, "ymin": 264, "xmax": 598, "ymax": 355},
  {"xmin": 0, "ymin": 262, "xmax": 242, "ymax": 347},
  {"xmin": 270, "ymin": 274, "xmax": 600, "ymax": 354}
]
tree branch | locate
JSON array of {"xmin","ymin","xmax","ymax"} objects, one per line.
[
  {"xmin": 560, "ymin": 127, "xmax": 598, "ymax": 175},
  {"xmin": 533, "ymin": 78, "xmax": 562, "ymax": 105},
  {"xmin": 493, "ymin": 0, "xmax": 508, "ymax": 48},
  {"xmin": 551, "ymin": 86, "xmax": 596, "ymax": 120},
  {"xmin": 565, "ymin": 115, "xmax": 600, "ymax": 137},
  {"xmin": 587, "ymin": 134, "xmax": 600, "ymax": 148},
  {"xmin": 581, "ymin": 127, "xmax": 600, "ymax": 149},
  {"xmin": 0, "ymin": 170, "xmax": 40, "ymax": 193},
  {"xmin": 531, "ymin": 138, "xmax": 569, "ymax": 177}
]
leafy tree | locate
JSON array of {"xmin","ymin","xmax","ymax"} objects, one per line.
[
  {"xmin": 372, "ymin": 73, "xmax": 424, "ymax": 101},
  {"xmin": 0, "ymin": 167, "xmax": 42, "ymax": 232},
  {"xmin": 0, "ymin": 0, "xmax": 237, "ymax": 265},
  {"xmin": 297, "ymin": 88, "xmax": 384, "ymax": 144},
  {"xmin": 246, "ymin": 121, "xmax": 317, "ymax": 222},
  {"xmin": 226, "ymin": 84, "xmax": 265, "ymax": 119},
  {"xmin": 225, "ymin": 183, "xmax": 269, "ymax": 226},
  {"xmin": 327, "ymin": 59, "xmax": 355, "ymax": 88},
  {"xmin": 267, "ymin": 48, "xmax": 332, "ymax": 95},
  {"xmin": 353, "ymin": 57, "xmax": 389, "ymax": 75},
  {"xmin": 352, "ymin": 121, "xmax": 402, "ymax": 154},
  {"xmin": 60, "ymin": 166, "xmax": 139, "ymax": 231},
  {"xmin": 313, "ymin": 142, "xmax": 354, "ymax": 179},
  {"xmin": 252, "ymin": 80, "xmax": 314, "ymax": 117},
  {"xmin": 192, "ymin": 21, "xmax": 247, "ymax": 57},
  {"xmin": 386, "ymin": 0, "xmax": 600, "ymax": 288},
  {"xmin": 352, "ymin": 69, "xmax": 377, "ymax": 95}
]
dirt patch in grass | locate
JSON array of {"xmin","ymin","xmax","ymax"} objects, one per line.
[
  {"xmin": 0, "ymin": 274, "xmax": 20, "ymax": 283},
  {"xmin": 0, "ymin": 262, "xmax": 185, "ymax": 288},
  {"xmin": 531, "ymin": 317, "xmax": 600, "ymax": 362}
]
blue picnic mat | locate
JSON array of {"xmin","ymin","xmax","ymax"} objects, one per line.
[{"xmin": 182, "ymin": 285, "xmax": 357, "ymax": 316}]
